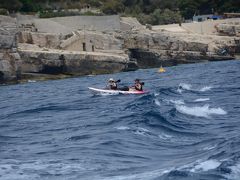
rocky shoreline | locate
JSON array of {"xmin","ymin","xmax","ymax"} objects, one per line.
[{"xmin": 0, "ymin": 14, "xmax": 239, "ymax": 84}]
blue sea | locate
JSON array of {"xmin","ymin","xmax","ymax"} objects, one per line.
[{"xmin": 0, "ymin": 60, "xmax": 240, "ymax": 180}]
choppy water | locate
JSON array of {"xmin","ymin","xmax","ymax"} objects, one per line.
[{"xmin": 0, "ymin": 60, "xmax": 240, "ymax": 180}]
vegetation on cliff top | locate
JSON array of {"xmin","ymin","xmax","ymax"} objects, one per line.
[{"xmin": 0, "ymin": 0, "xmax": 239, "ymax": 25}]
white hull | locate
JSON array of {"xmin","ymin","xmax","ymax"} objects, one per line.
[{"xmin": 88, "ymin": 87, "xmax": 148, "ymax": 95}]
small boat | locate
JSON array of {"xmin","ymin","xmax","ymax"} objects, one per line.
[{"xmin": 88, "ymin": 87, "xmax": 148, "ymax": 95}]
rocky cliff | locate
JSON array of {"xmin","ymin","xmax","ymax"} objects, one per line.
[
  {"xmin": 0, "ymin": 15, "xmax": 240, "ymax": 83},
  {"xmin": 216, "ymin": 21, "xmax": 240, "ymax": 37},
  {"xmin": 19, "ymin": 49, "xmax": 135, "ymax": 76},
  {"xmin": 120, "ymin": 30, "xmax": 237, "ymax": 68},
  {"xmin": 215, "ymin": 21, "xmax": 240, "ymax": 54},
  {"xmin": 0, "ymin": 15, "xmax": 21, "ymax": 83}
]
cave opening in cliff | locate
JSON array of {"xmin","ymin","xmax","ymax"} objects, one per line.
[
  {"xmin": 0, "ymin": 71, "xmax": 4, "ymax": 82},
  {"xmin": 129, "ymin": 48, "xmax": 177, "ymax": 68},
  {"xmin": 129, "ymin": 48, "xmax": 162, "ymax": 68},
  {"xmin": 40, "ymin": 65, "xmax": 65, "ymax": 75},
  {"xmin": 39, "ymin": 54, "xmax": 66, "ymax": 74}
]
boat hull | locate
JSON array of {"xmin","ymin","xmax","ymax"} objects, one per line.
[{"xmin": 88, "ymin": 87, "xmax": 148, "ymax": 95}]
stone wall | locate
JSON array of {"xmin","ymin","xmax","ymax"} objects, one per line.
[
  {"xmin": 152, "ymin": 18, "xmax": 240, "ymax": 36},
  {"xmin": 182, "ymin": 18, "xmax": 240, "ymax": 35},
  {"xmin": 18, "ymin": 30, "xmax": 124, "ymax": 53},
  {"xmin": 17, "ymin": 14, "xmax": 121, "ymax": 35},
  {"xmin": 18, "ymin": 31, "xmax": 64, "ymax": 49},
  {"xmin": 60, "ymin": 31, "xmax": 123, "ymax": 52},
  {"xmin": 51, "ymin": 15, "xmax": 121, "ymax": 32},
  {"xmin": 120, "ymin": 17, "xmax": 145, "ymax": 31}
]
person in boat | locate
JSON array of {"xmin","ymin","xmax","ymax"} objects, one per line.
[
  {"xmin": 132, "ymin": 79, "xmax": 144, "ymax": 91},
  {"xmin": 107, "ymin": 78, "xmax": 130, "ymax": 91},
  {"xmin": 107, "ymin": 78, "xmax": 119, "ymax": 90}
]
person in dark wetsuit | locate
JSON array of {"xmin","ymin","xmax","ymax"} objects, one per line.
[{"xmin": 133, "ymin": 79, "xmax": 144, "ymax": 91}]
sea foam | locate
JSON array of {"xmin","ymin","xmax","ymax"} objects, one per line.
[
  {"xmin": 226, "ymin": 163, "xmax": 240, "ymax": 180},
  {"xmin": 176, "ymin": 104, "xmax": 227, "ymax": 118},
  {"xmin": 169, "ymin": 99, "xmax": 185, "ymax": 105},
  {"xmin": 190, "ymin": 160, "xmax": 221, "ymax": 172},
  {"xmin": 154, "ymin": 99, "xmax": 161, "ymax": 106},
  {"xmin": 158, "ymin": 133, "xmax": 173, "ymax": 140},
  {"xmin": 177, "ymin": 83, "xmax": 213, "ymax": 93},
  {"xmin": 199, "ymin": 86, "xmax": 212, "ymax": 92},
  {"xmin": 177, "ymin": 83, "xmax": 192, "ymax": 93},
  {"xmin": 194, "ymin": 98, "xmax": 210, "ymax": 102},
  {"xmin": 116, "ymin": 126, "xmax": 131, "ymax": 130},
  {"xmin": 179, "ymin": 83, "xmax": 192, "ymax": 90}
]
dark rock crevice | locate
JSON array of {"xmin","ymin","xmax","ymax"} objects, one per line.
[
  {"xmin": 0, "ymin": 71, "xmax": 4, "ymax": 83},
  {"xmin": 40, "ymin": 65, "xmax": 65, "ymax": 74},
  {"xmin": 129, "ymin": 48, "xmax": 177, "ymax": 68},
  {"xmin": 40, "ymin": 54, "xmax": 66, "ymax": 75}
]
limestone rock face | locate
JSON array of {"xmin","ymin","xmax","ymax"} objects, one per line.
[
  {"xmin": 1, "ymin": 15, "xmax": 240, "ymax": 84},
  {"xmin": 120, "ymin": 30, "xmax": 237, "ymax": 67},
  {"xmin": 0, "ymin": 15, "xmax": 21, "ymax": 83},
  {"xmin": 120, "ymin": 17, "xmax": 145, "ymax": 31},
  {"xmin": 18, "ymin": 31, "xmax": 63, "ymax": 49},
  {"xmin": 19, "ymin": 50, "xmax": 136, "ymax": 75},
  {"xmin": 0, "ymin": 35, "xmax": 16, "ymax": 49},
  {"xmin": 216, "ymin": 22, "xmax": 240, "ymax": 37}
]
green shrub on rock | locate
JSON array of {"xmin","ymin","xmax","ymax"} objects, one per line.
[
  {"xmin": 0, "ymin": 8, "xmax": 9, "ymax": 15},
  {"xmin": 151, "ymin": 9, "xmax": 182, "ymax": 25}
]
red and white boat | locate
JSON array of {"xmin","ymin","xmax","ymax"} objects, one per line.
[{"xmin": 88, "ymin": 87, "xmax": 148, "ymax": 95}]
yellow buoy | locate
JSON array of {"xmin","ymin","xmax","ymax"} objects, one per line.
[{"xmin": 158, "ymin": 66, "xmax": 166, "ymax": 73}]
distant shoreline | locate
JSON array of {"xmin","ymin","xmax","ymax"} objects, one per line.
[{"xmin": 0, "ymin": 14, "xmax": 239, "ymax": 84}]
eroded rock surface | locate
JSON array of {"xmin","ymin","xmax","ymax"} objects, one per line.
[
  {"xmin": 0, "ymin": 15, "xmax": 21, "ymax": 83},
  {"xmin": 0, "ymin": 15, "xmax": 240, "ymax": 83}
]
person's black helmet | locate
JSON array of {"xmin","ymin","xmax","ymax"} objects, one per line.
[{"xmin": 135, "ymin": 79, "xmax": 140, "ymax": 82}]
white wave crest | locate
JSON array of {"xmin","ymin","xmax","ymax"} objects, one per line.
[
  {"xmin": 177, "ymin": 83, "xmax": 192, "ymax": 93},
  {"xmin": 199, "ymin": 86, "xmax": 212, "ymax": 92},
  {"xmin": 225, "ymin": 163, "xmax": 240, "ymax": 180},
  {"xmin": 154, "ymin": 99, "xmax": 161, "ymax": 106},
  {"xmin": 134, "ymin": 127, "xmax": 151, "ymax": 136},
  {"xmin": 99, "ymin": 92, "xmax": 119, "ymax": 96},
  {"xmin": 190, "ymin": 160, "xmax": 221, "ymax": 172},
  {"xmin": 27, "ymin": 80, "xmax": 37, "ymax": 83},
  {"xmin": 194, "ymin": 98, "xmax": 210, "ymax": 102},
  {"xmin": 102, "ymin": 168, "xmax": 172, "ymax": 180},
  {"xmin": 177, "ymin": 83, "xmax": 213, "ymax": 93},
  {"xmin": 179, "ymin": 83, "xmax": 192, "ymax": 90},
  {"xmin": 176, "ymin": 104, "xmax": 227, "ymax": 118},
  {"xmin": 158, "ymin": 133, "xmax": 172, "ymax": 140},
  {"xmin": 169, "ymin": 99, "xmax": 185, "ymax": 105},
  {"xmin": 203, "ymin": 144, "xmax": 217, "ymax": 150},
  {"xmin": 115, "ymin": 126, "xmax": 131, "ymax": 130},
  {"xmin": 0, "ymin": 160, "xmax": 87, "ymax": 180},
  {"xmin": 137, "ymin": 127, "xmax": 150, "ymax": 132}
]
